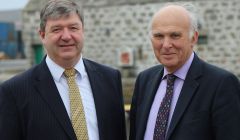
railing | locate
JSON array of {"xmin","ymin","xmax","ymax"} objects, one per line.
[{"xmin": 0, "ymin": 59, "xmax": 31, "ymax": 83}]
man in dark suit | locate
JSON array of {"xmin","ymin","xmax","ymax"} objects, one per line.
[
  {"xmin": 0, "ymin": 0, "xmax": 126, "ymax": 140},
  {"xmin": 130, "ymin": 3, "xmax": 240, "ymax": 140}
]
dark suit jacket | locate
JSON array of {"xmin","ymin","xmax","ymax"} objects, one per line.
[
  {"xmin": 130, "ymin": 54, "xmax": 240, "ymax": 140},
  {"xmin": 0, "ymin": 58, "xmax": 126, "ymax": 140}
]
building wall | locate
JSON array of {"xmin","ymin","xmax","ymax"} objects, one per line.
[
  {"xmin": 22, "ymin": 10, "xmax": 41, "ymax": 62},
  {"xmin": 82, "ymin": 0, "xmax": 225, "ymax": 7},
  {"xmin": 83, "ymin": 0, "xmax": 240, "ymax": 78},
  {"xmin": 22, "ymin": 0, "xmax": 240, "ymax": 103}
]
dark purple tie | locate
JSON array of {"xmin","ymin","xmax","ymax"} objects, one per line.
[{"xmin": 153, "ymin": 74, "xmax": 176, "ymax": 140}]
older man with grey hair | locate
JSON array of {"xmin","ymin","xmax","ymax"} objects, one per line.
[{"xmin": 130, "ymin": 3, "xmax": 240, "ymax": 140}]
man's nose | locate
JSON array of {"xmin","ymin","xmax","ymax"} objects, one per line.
[
  {"xmin": 162, "ymin": 38, "xmax": 172, "ymax": 48},
  {"xmin": 61, "ymin": 28, "xmax": 71, "ymax": 41}
]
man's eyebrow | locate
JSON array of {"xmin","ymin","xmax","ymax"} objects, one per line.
[
  {"xmin": 69, "ymin": 23, "xmax": 82, "ymax": 26},
  {"xmin": 49, "ymin": 25, "xmax": 62, "ymax": 29},
  {"xmin": 171, "ymin": 32, "xmax": 181, "ymax": 34}
]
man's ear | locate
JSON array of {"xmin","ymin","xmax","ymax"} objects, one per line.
[
  {"xmin": 39, "ymin": 29, "xmax": 46, "ymax": 44},
  {"xmin": 191, "ymin": 31, "xmax": 199, "ymax": 46},
  {"xmin": 192, "ymin": 31, "xmax": 199, "ymax": 44},
  {"xmin": 39, "ymin": 28, "xmax": 46, "ymax": 39}
]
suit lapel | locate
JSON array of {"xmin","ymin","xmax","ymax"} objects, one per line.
[
  {"xmin": 33, "ymin": 60, "xmax": 76, "ymax": 140},
  {"xmin": 137, "ymin": 66, "xmax": 164, "ymax": 139},
  {"xmin": 166, "ymin": 55, "xmax": 203, "ymax": 140},
  {"xmin": 83, "ymin": 59, "xmax": 106, "ymax": 140}
]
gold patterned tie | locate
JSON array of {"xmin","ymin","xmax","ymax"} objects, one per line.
[{"xmin": 64, "ymin": 68, "xmax": 89, "ymax": 140}]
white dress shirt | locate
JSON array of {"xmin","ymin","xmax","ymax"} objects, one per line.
[{"xmin": 46, "ymin": 55, "xmax": 99, "ymax": 140}]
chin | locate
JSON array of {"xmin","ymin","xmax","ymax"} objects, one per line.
[
  {"xmin": 160, "ymin": 59, "xmax": 175, "ymax": 65},
  {"xmin": 161, "ymin": 61, "xmax": 178, "ymax": 68},
  {"xmin": 60, "ymin": 55, "xmax": 75, "ymax": 60}
]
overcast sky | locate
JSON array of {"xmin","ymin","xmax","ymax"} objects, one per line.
[{"xmin": 0, "ymin": 0, "xmax": 29, "ymax": 11}]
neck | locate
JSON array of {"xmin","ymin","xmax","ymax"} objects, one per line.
[{"xmin": 49, "ymin": 56, "xmax": 81, "ymax": 69}]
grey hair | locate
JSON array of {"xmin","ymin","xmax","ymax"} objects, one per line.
[
  {"xmin": 181, "ymin": 3, "xmax": 199, "ymax": 37},
  {"xmin": 40, "ymin": 0, "xmax": 84, "ymax": 31}
]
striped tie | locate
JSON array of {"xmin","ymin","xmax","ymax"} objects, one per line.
[{"xmin": 64, "ymin": 68, "xmax": 89, "ymax": 140}]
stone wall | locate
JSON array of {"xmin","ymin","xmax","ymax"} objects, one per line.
[
  {"xmin": 22, "ymin": 0, "xmax": 240, "ymax": 104},
  {"xmin": 81, "ymin": 0, "xmax": 240, "ymax": 104},
  {"xmin": 82, "ymin": 0, "xmax": 233, "ymax": 7},
  {"xmin": 22, "ymin": 10, "xmax": 41, "ymax": 61},
  {"xmin": 22, "ymin": 0, "xmax": 240, "ymax": 77},
  {"xmin": 83, "ymin": 1, "xmax": 240, "ymax": 78}
]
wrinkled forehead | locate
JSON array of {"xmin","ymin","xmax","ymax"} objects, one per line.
[{"xmin": 151, "ymin": 5, "xmax": 190, "ymax": 30}]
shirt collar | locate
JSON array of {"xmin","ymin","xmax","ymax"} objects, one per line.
[
  {"xmin": 46, "ymin": 55, "xmax": 87, "ymax": 82},
  {"xmin": 74, "ymin": 56, "xmax": 87, "ymax": 79},
  {"xmin": 163, "ymin": 52, "xmax": 194, "ymax": 80}
]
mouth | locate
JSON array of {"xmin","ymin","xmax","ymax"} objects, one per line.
[
  {"xmin": 59, "ymin": 44, "xmax": 75, "ymax": 47},
  {"xmin": 162, "ymin": 53, "xmax": 175, "ymax": 55},
  {"xmin": 161, "ymin": 53, "xmax": 176, "ymax": 59}
]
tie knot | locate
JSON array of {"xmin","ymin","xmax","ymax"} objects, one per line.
[
  {"xmin": 64, "ymin": 68, "xmax": 76, "ymax": 78},
  {"xmin": 167, "ymin": 74, "xmax": 176, "ymax": 83}
]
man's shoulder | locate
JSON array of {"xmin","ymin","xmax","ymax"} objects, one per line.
[
  {"xmin": 0, "ymin": 64, "xmax": 38, "ymax": 88},
  {"xmin": 83, "ymin": 58, "xmax": 119, "ymax": 73},
  {"xmin": 202, "ymin": 60, "xmax": 235, "ymax": 77},
  {"xmin": 190, "ymin": 55, "xmax": 237, "ymax": 79},
  {"xmin": 136, "ymin": 65, "xmax": 163, "ymax": 81},
  {"xmin": 191, "ymin": 58, "xmax": 239, "ymax": 84},
  {"xmin": 139, "ymin": 65, "xmax": 163, "ymax": 75}
]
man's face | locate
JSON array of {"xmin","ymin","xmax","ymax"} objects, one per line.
[
  {"xmin": 150, "ymin": 6, "xmax": 198, "ymax": 73},
  {"xmin": 39, "ymin": 13, "xmax": 84, "ymax": 68}
]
